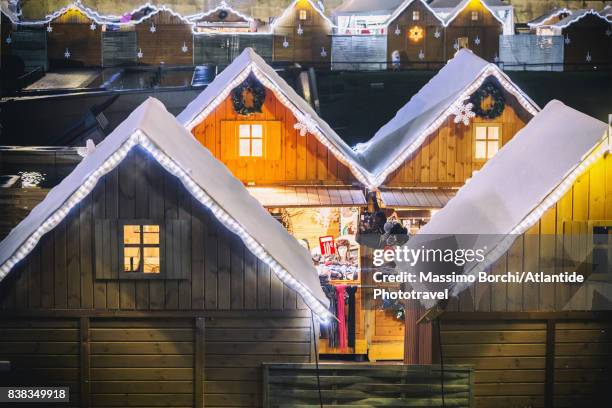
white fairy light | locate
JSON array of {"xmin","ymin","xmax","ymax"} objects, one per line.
[
  {"xmin": 418, "ymin": 49, "xmax": 425, "ymax": 60},
  {"xmin": 586, "ymin": 52, "xmax": 592, "ymax": 63},
  {"xmin": 46, "ymin": 24, "xmax": 53, "ymax": 32},
  {"xmin": 474, "ymin": 35, "xmax": 481, "ymax": 45},
  {"xmin": 137, "ymin": 48, "xmax": 143, "ymax": 59},
  {"xmin": 282, "ymin": 37, "xmax": 289, "ymax": 48},
  {"xmin": 5, "ymin": 35, "xmax": 12, "ymax": 44},
  {"xmin": 149, "ymin": 24, "xmax": 156, "ymax": 33},
  {"xmin": 19, "ymin": 172, "xmax": 45, "ymax": 188}
]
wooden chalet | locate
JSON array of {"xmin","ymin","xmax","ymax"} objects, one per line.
[
  {"xmin": 271, "ymin": 0, "xmax": 334, "ymax": 66},
  {"xmin": 43, "ymin": 3, "xmax": 103, "ymax": 68},
  {"xmin": 527, "ymin": 7, "xmax": 572, "ymax": 34},
  {"xmin": 132, "ymin": 6, "xmax": 194, "ymax": 66},
  {"xmin": 431, "ymin": 0, "xmax": 506, "ymax": 61},
  {"xmin": 406, "ymin": 100, "xmax": 612, "ymax": 407},
  {"xmin": 0, "ymin": 97, "xmax": 332, "ymax": 407},
  {"xmin": 189, "ymin": 1, "xmax": 258, "ymax": 34},
  {"xmin": 385, "ymin": 0, "xmax": 446, "ymax": 66}
]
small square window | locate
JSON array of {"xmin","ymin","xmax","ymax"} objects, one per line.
[
  {"xmin": 471, "ymin": 11, "xmax": 479, "ymax": 21},
  {"xmin": 299, "ymin": 10, "xmax": 308, "ymax": 20},
  {"xmin": 239, "ymin": 123, "xmax": 265, "ymax": 157},
  {"xmin": 413, "ymin": 11, "xmax": 420, "ymax": 21},
  {"xmin": 122, "ymin": 223, "xmax": 160, "ymax": 274},
  {"xmin": 474, "ymin": 125, "xmax": 501, "ymax": 160}
]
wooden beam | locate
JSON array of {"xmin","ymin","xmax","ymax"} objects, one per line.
[
  {"xmin": 194, "ymin": 317, "xmax": 205, "ymax": 408},
  {"xmin": 0, "ymin": 309, "xmax": 313, "ymax": 318},
  {"xmin": 544, "ymin": 320, "xmax": 556, "ymax": 408},
  {"xmin": 80, "ymin": 316, "xmax": 90, "ymax": 408}
]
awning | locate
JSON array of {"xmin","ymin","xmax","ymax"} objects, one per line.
[
  {"xmin": 380, "ymin": 188, "xmax": 457, "ymax": 209},
  {"xmin": 247, "ymin": 186, "xmax": 367, "ymax": 207}
]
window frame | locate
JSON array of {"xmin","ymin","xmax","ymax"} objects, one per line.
[
  {"xmin": 298, "ymin": 9, "xmax": 308, "ymax": 21},
  {"xmin": 471, "ymin": 11, "xmax": 479, "ymax": 21},
  {"xmin": 412, "ymin": 10, "xmax": 420, "ymax": 21},
  {"xmin": 238, "ymin": 122, "xmax": 265, "ymax": 158},
  {"xmin": 473, "ymin": 123, "xmax": 502, "ymax": 162},
  {"xmin": 588, "ymin": 221, "xmax": 612, "ymax": 281},
  {"xmin": 119, "ymin": 219, "xmax": 165, "ymax": 280}
]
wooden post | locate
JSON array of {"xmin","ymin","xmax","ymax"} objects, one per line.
[
  {"xmin": 544, "ymin": 319, "xmax": 556, "ymax": 408},
  {"xmin": 404, "ymin": 299, "xmax": 433, "ymax": 364},
  {"xmin": 195, "ymin": 317, "xmax": 205, "ymax": 408},
  {"xmin": 79, "ymin": 317, "xmax": 90, "ymax": 408}
]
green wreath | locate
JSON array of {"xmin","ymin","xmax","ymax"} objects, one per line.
[
  {"xmin": 469, "ymin": 81, "xmax": 505, "ymax": 119},
  {"xmin": 231, "ymin": 74, "xmax": 266, "ymax": 115}
]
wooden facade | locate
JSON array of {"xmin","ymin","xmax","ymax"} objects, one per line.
[
  {"xmin": 46, "ymin": 8, "xmax": 101, "ymax": 68},
  {"xmin": 443, "ymin": 0, "xmax": 503, "ymax": 62},
  {"xmin": 386, "ymin": 0, "xmax": 445, "ymax": 66},
  {"xmin": 191, "ymin": 89, "xmax": 356, "ymax": 186},
  {"xmin": 272, "ymin": 0, "xmax": 332, "ymax": 65},
  {"xmin": 0, "ymin": 147, "xmax": 314, "ymax": 407},
  {"xmin": 561, "ymin": 13, "xmax": 612, "ymax": 69},
  {"xmin": 383, "ymin": 87, "xmax": 532, "ymax": 187},
  {"xmin": 134, "ymin": 10, "xmax": 194, "ymax": 66}
]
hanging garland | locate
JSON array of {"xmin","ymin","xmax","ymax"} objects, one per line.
[
  {"xmin": 468, "ymin": 81, "xmax": 505, "ymax": 120},
  {"xmin": 231, "ymin": 73, "xmax": 266, "ymax": 115}
]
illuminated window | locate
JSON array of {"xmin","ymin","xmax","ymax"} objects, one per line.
[
  {"xmin": 239, "ymin": 124, "xmax": 264, "ymax": 157},
  {"xmin": 123, "ymin": 224, "xmax": 160, "ymax": 274},
  {"xmin": 408, "ymin": 26, "xmax": 424, "ymax": 42},
  {"xmin": 412, "ymin": 11, "xmax": 420, "ymax": 21},
  {"xmin": 474, "ymin": 125, "xmax": 501, "ymax": 160},
  {"xmin": 471, "ymin": 11, "xmax": 479, "ymax": 21},
  {"xmin": 457, "ymin": 36, "xmax": 469, "ymax": 49},
  {"xmin": 298, "ymin": 9, "xmax": 308, "ymax": 20}
]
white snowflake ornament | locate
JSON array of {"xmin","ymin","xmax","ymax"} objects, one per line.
[
  {"xmin": 418, "ymin": 49, "xmax": 425, "ymax": 60},
  {"xmin": 452, "ymin": 101, "xmax": 475, "ymax": 126},
  {"xmin": 5, "ymin": 35, "xmax": 11, "ymax": 44},
  {"xmin": 47, "ymin": 24, "xmax": 53, "ymax": 33},
  {"xmin": 150, "ymin": 24, "xmax": 156, "ymax": 33},
  {"xmin": 606, "ymin": 27, "xmax": 611, "ymax": 37},
  {"xmin": 586, "ymin": 52, "xmax": 592, "ymax": 63},
  {"xmin": 564, "ymin": 34, "xmax": 570, "ymax": 45},
  {"xmin": 64, "ymin": 48, "xmax": 71, "ymax": 59},
  {"xmin": 90, "ymin": 22, "xmax": 96, "ymax": 30},
  {"xmin": 137, "ymin": 48, "xmax": 143, "ymax": 59},
  {"xmin": 474, "ymin": 36, "xmax": 481, "ymax": 46},
  {"xmin": 181, "ymin": 42, "xmax": 188, "ymax": 53},
  {"xmin": 394, "ymin": 25, "xmax": 401, "ymax": 36},
  {"xmin": 297, "ymin": 24, "xmax": 303, "ymax": 35},
  {"xmin": 434, "ymin": 28, "xmax": 441, "ymax": 38},
  {"xmin": 320, "ymin": 47, "xmax": 327, "ymax": 57},
  {"xmin": 282, "ymin": 37, "xmax": 289, "ymax": 48}
]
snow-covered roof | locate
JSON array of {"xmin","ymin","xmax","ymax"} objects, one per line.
[
  {"xmin": 385, "ymin": 0, "xmax": 446, "ymax": 26},
  {"xmin": 7, "ymin": 1, "xmax": 113, "ymax": 25},
  {"xmin": 552, "ymin": 9, "xmax": 609, "ymax": 29},
  {"xmin": 177, "ymin": 48, "xmax": 373, "ymax": 188},
  {"xmin": 333, "ymin": 0, "xmax": 405, "ymax": 16},
  {"xmin": 399, "ymin": 100, "xmax": 609, "ymax": 307},
  {"xmin": 438, "ymin": 0, "xmax": 506, "ymax": 26},
  {"xmin": 0, "ymin": 97, "xmax": 332, "ymax": 320},
  {"xmin": 527, "ymin": 7, "xmax": 572, "ymax": 28},
  {"xmin": 353, "ymin": 49, "xmax": 539, "ymax": 187},
  {"xmin": 429, "ymin": 0, "xmax": 509, "ymax": 11},
  {"xmin": 272, "ymin": 0, "xmax": 335, "ymax": 28},
  {"xmin": 186, "ymin": 1, "xmax": 254, "ymax": 23}
]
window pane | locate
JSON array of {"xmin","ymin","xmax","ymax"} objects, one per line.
[
  {"xmin": 592, "ymin": 248, "xmax": 608, "ymax": 274},
  {"xmin": 143, "ymin": 247, "xmax": 160, "ymax": 274},
  {"xmin": 251, "ymin": 124, "xmax": 263, "ymax": 138},
  {"xmin": 124, "ymin": 225, "xmax": 141, "ymax": 244},
  {"xmin": 593, "ymin": 226, "xmax": 610, "ymax": 245},
  {"xmin": 487, "ymin": 141, "xmax": 499, "ymax": 158},
  {"xmin": 475, "ymin": 141, "xmax": 487, "ymax": 159},
  {"xmin": 239, "ymin": 124, "xmax": 251, "ymax": 138},
  {"xmin": 251, "ymin": 139, "xmax": 263, "ymax": 157},
  {"xmin": 239, "ymin": 139, "xmax": 251, "ymax": 156},
  {"xmin": 413, "ymin": 11, "xmax": 419, "ymax": 20},
  {"xmin": 124, "ymin": 247, "xmax": 141, "ymax": 272},
  {"xmin": 475, "ymin": 126, "xmax": 487, "ymax": 140},
  {"xmin": 488, "ymin": 126, "xmax": 500, "ymax": 140},
  {"xmin": 143, "ymin": 225, "xmax": 159, "ymax": 244}
]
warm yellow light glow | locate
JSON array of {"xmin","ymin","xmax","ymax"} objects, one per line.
[{"xmin": 408, "ymin": 26, "xmax": 424, "ymax": 42}]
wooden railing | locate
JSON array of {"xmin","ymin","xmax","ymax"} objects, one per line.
[{"xmin": 262, "ymin": 363, "xmax": 473, "ymax": 407}]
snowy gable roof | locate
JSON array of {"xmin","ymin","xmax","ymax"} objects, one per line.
[
  {"xmin": 402, "ymin": 101, "xmax": 609, "ymax": 306},
  {"xmin": 177, "ymin": 47, "xmax": 374, "ymax": 187},
  {"xmin": 440, "ymin": 0, "xmax": 505, "ymax": 26},
  {"xmin": 272, "ymin": 0, "xmax": 335, "ymax": 28},
  {"xmin": 385, "ymin": 0, "xmax": 446, "ymax": 26},
  {"xmin": 333, "ymin": 0, "xmax": 405, "ymax": 16},
  {"xmin": 354, "ymin": 49, "xmax": 539, "ymax": 187},
  {"xmin": 527, "ymin": 7, "xmax": 572, "ymax": 28},
  {"xmin": 0, "ymin": 97, "xmax": 331, "ymax": 320},
  {"xmin": 551, "ymin": 9, "xmax": 609, "ymax": 29},
  {"xmin": 10, "ymin": 1, "xmax": 113, "ymax": 25}
]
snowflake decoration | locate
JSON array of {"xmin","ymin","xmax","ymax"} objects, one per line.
[
  {"xmin": 90, "ymin": 22, "xmax": 96, "ymax": 31},
  {"xmin": 434, "ymin": 28, "xmax": 441, "ymax": 38},
  {"xmin": 451, "ymin": 100, "xmax": 475, "ymax": 126},
  {"xmin": 282, "ymin": 37, "xmax": 289, "ymax": 48},
  {"xmin": 474, "ymin": 36, "xmax": 481, "ymax": 46},
  {"xmin": 64, "ymin": 48, "xmax": 71, "ymax": 59},
  {"xmin": 586, "ymin": 52, "xmax": 592, "ymax": 63},
  {"xmin": 418, "ymin": 49, "xmax": 425, "ymax": 60},
  {"xmin": 297, "ymin": 24, "xmax": 303, "ymax": 36},
  {"xmin": 181, "ymin": 42, "xmax": 188, "ymax": 53},
  {"xmin": 394, "ymin": 25, "xmax": 401, "ymax": 36},
  {"xmin": 453, "ymin": 40, "xmax": 460, "ymax": 50},
  {"xmin": 137, "ymin": 48, "xmax": 143, "ymax": 59},
  {"xmin": 606, "ymin": 27, "xmax": 611, "ymax": 37},
  {"xmin": 150, "ymin": 24, "xmax": 156, "ymax": 33},
  {"xmin": 47, "ymin": 24, "xmax": 53, "ymax": 33},
  {"xmin": 294, "ymin": 113, "xmax": 317, "ymax": 137},
  {"xmin": 564, "ymin": 34, "xmax": 570, "ymax": 45},
  {"xmin": 320, "ymin": 47, "xmax": 327, "ymax": 57},
  {"xmin": 5, "ymin": 35, "xmax": 11, "ymax": 44}
]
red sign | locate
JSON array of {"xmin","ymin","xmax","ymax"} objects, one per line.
[{"xmin": 319, "ymin": 236, "xmax": 335, "ymax": 256}]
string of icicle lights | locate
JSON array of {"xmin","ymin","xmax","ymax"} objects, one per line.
[{"xmin": 0, "ymin": 131, "xmax": 333, "ymax": 322}]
